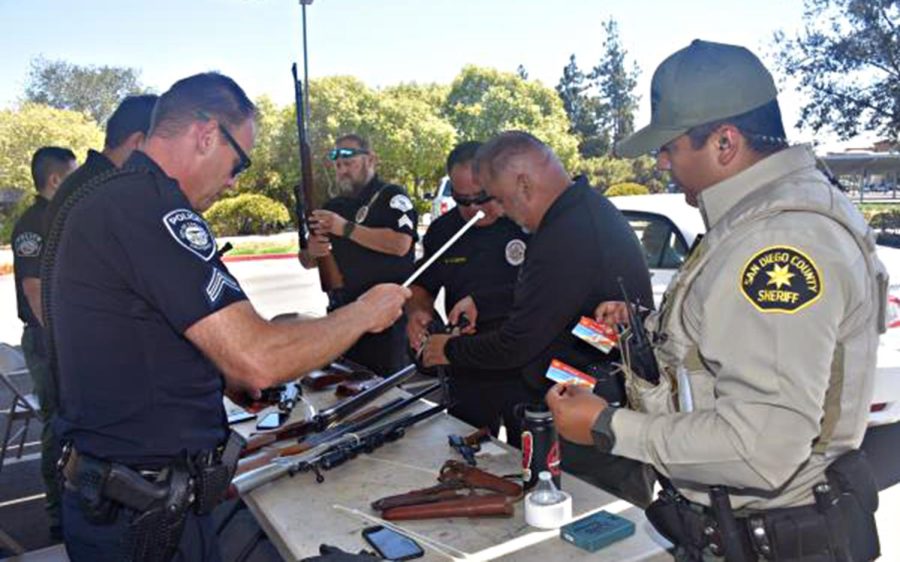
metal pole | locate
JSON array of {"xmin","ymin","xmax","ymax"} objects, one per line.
[{"xmin": 301, "ymin": 1, "xmax": 312, "ymax": 132}]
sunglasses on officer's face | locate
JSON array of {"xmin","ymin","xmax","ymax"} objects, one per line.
[
  {"xmin": 451, "ymin": 190, "xmax": 495, "ymax": 207},
  {"xmin": 196, "ymin": 111, "xmax": 252, "ymax": 178},
  {"xmin": 328, "ymin": 147, "xmax": 370, "ymax": 161}
]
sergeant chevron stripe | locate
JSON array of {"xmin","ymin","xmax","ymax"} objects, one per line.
[{"xmin": 206, "ymin": 267, "xmax": 241, "ymax": 304}]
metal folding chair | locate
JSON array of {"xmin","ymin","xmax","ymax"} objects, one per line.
[{"xmin": 0, "ymin": 343, "xmax": 40, "ymax": 471}]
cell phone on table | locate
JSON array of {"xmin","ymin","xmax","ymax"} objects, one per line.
[
  {"xmin": 362, "ymin": 525, "xmax": 424, "ymax": 560},
  {"xmin": 255, "ymin": 411, "xmax": 288, "ymax": 431},
  {"xmin": 227, "ymin": 410, "xmax": 257, "ymax": 425}
]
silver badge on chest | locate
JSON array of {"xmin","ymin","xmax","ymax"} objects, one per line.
[
  {"xmin": 355, "ymin": 205, "xmax": 369, "ymax": 224},
  {"xmin": 505, "ymin": 239, "xmax": 527, "ymax": 266}
]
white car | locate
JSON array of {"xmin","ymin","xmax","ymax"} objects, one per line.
[
  {"xmin": 611, "ymin": 193, "xmax": 900, "ymax": 427},
  {"xmin": 426, "ymin": 176, "xmax": 456, "ymax": 219}
]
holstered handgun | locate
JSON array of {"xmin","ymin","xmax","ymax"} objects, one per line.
[
  {"xmin": 382, "ymin": 494, "xmax": 514, "ymax": 521},
  {"xmin": 439, "ymin": 460, "xmax": 522, "ymax": 497}
]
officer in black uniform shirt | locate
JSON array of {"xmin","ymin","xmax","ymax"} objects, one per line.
[
  {"xmin": 423, "ymin": 131, "xmax": 655, "ymax": 505},
  {"xmin": 11, "ymin": 146, "xmax": 76, "ymax": 538},
  {"xmin": 407, "ymin": 141, "xmax": 530, "ymax": 446},
  {"xmin": 300, "ymin": 133, "xmax": 417, "ymax": 376},
  {"xmin": 47, "ymin": 73, "xmax": 408, "ymax": 562},
  {"xmin": 43, "ymin": 94, "xmax": 158, "ymax": 234}
]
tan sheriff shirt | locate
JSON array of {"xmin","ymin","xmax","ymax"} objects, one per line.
[{"xmin": 610, "ymin": 145, "xmax": 886, "ymax": 510}]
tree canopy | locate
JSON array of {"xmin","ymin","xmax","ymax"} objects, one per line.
[
  {"xmin": 24, "ymin": 57, "xmax": 147, "ymax": 125},
  {"xmin": 0, "ymin": 103, "xmax": 103, "ymax": 191},
  {"xmin": 773, "ymin": 0, "xmax": 900, "ymax": 141}
]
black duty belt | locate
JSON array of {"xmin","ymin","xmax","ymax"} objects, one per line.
[{"xmin": 61, "ymin": 430, "xmax": 245, "ymax": 516}]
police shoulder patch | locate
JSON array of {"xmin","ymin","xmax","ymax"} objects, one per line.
[
  {"xmin": 739, "ymin": 245, "xmax": 822, "ymax": 313},
  {"xmin": 162, "ymin": 209, "xmax": 216, "ymax": 261},
  {"xmin": 389, "ymin": 194, "xmax": 413, "ymax": 213},
  {"xmin": 14, "ymin": 231, "xmax": 42, "ymax": 258}
]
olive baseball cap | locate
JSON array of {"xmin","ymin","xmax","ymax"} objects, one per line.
[{"xmin": 616, "ymin": 39, "xmax": 778, "ymax": 158}]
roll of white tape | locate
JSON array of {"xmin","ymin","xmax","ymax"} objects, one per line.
[{"xmin": 524, "ymin": 491, "xmax": 573, "ymax": 529}]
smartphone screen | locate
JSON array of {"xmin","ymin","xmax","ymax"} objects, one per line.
[
  {"xmin": 227, "ymin": 410, "xmax": 257, "ymax": 425},
  {"xmin": 362, "ymin": 526, "xmax": 424, "ymax": 561},
  {"xmin": 255, "ymin": 411, "xmax": 288, "ymax": 431}
]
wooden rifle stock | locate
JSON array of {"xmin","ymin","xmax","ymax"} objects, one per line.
[
  {"xmin": 292, "ymin": 63, "xmax": 343, "ymax": 292},
  {"xmin": 382, "ymin": 494, "xmax": 514, "ymax": 521}
]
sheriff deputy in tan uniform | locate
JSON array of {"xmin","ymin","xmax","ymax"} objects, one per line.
[{"xmin": 548, "ymin": 40, "xmax": 884, "ymax": 562}]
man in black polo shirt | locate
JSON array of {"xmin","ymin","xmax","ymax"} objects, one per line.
[
  {"xmin": 300, "ymin": 133, "xmax": 417, "ymax": 375},
  {"xmin": 43, "ymin": 94, "xmax": 158, "ymax": 234},
  {"xmin": 423, "ymin": 131, "xmax": 655, "ymax": 504},
  {"xmin": 47, "ymin": 73, "xmax": 408, "ymax": 561},
  {"xmin": 12, "ymin": 145, "xmax": 76, "ymax": 538},
  {"xmin": 407, "ymin": 141, "xmax": 529, "ymax": 446}
]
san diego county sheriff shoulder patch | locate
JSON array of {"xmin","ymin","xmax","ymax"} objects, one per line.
[
  {"xmin": 163, "ymin": 209, "xmax": 216, "ymax": 261},
  {"xmin": 740, "ymin": 245, "xmax": 822, "ymax": 313}
]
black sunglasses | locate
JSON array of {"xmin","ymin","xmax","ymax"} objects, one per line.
[
  {"xmin": 451, "ymin": 190, "xmax": 494, "ymax": 207},
  {"xmin": 328, "ymin": 147, "xmax": 370, "ymax": 161},
  {"xmin": 196, "ymin": 111, "xmax": 252, "ymax": 178}
]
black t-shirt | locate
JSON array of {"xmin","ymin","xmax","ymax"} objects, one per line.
[
  {"xmin": 12, "ymin": 196, "xmax": 48, "ymax": 328},
  {"xmin": 417, "ymin": 212, "xmax": 528, "ymax": 325},
  {"xmin": 445, "ymin": 177, "xmax": 653, "ymax": 391},
  {"xmin": 44, "ymin": 149, "xmax": 115, "ymax": 235},
  {"xmin": 324, "ymin": 176, "xmax": 417, "ymax": 300},
  {"xmin": 51, "ymin": 151, "xmax": 247, "ymax": 466}
]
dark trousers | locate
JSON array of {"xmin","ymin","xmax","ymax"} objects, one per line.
[
  {"xmin": 448, "ymin": 374, "xmax": 530, "ymax": 449},
  {"xmin": 21, "ymin": 325, "xmax": 62, "ymax": 529},
  {"xmin": 62, "ymin": 489, "xmax": 222, "ymax": 562},
  {"xmin": 344, "ymin": 320, "xmax": 409, "ymax": 377}
]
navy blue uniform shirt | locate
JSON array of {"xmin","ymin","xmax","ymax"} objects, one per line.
[
  {"xmin": 51, "ymin": 151, "xmax": 247, "ymax": 466},
  {"xmin": 13, "ymin": 196, "xmax": 48, "ymax": 329},
  {"xmin": 44, "ymin": 149, "xmax": 115, "ymax": 236},
  {"xmin": 417, "ymin": 213, "xmax": 528, "ymax": 326},
  {"xmin": 324, "ymin": 176, "xmax": 417, "ymax": 300},
  {"xmin": 445, "ymin": 177, "xmax": 653, "ymax": 392}
]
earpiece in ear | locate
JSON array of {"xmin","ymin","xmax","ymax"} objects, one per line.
[{"xmin": 718, "ymin": 137, "xmax": 729, "ymax": 150}]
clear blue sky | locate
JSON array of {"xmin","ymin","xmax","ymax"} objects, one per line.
[{"xmin": 1, "ymin": 0, "xmax": 859, "ymax": 148}]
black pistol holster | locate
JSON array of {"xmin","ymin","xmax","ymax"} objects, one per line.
[
  {"xmin": 645, "ymin": 450, "xmax": 880, "ymax": 562},
  {"xmin": 62, "ymin": 430, "xmax": 246, "ymax": 562}
]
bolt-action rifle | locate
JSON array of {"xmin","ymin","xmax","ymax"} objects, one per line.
[{"xmin": 293, "ymin": 63, "xmax": 343, "ymax": 291}]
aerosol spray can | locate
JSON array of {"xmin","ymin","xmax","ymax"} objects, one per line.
[{"xmin": 518, "ymin": 403, "xmax": 561, "ymax": 490}]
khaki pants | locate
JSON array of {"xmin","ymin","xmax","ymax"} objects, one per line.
[{"xmin": 21, "ymin": 325, "xmax": 62, "ymax": 529}]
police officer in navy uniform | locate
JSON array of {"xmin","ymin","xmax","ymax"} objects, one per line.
[
  {"xmin": 43, "ymin": 94, "xmax": 158, "ymax": 234},
  {"xmin": 11, "ymin": 146, "xmax": 76, "ymax": 539},
  {"xmin": 300, "ymin": 133, "xmax": 417, "ymax": 376},
  {"xmin": 47, "ymin": 73, "xmax": 409, "ymax": 562},
  {"xmin": 407, "ymin": 141, "xmax": 530, "ymax": 447},
  {"xmin": 423, "ymin": 132, "xmax": 655, "ymax": 505}
]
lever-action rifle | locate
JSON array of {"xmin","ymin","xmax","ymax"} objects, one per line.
[{"xmin": 293, "ymin": 63, "xmax": 343, "ymax": 292}]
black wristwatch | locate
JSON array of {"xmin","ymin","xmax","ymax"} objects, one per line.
[
  {"xmin": 342, "ymin": 221, "xmax": 357, "ymax": 238},
  {"xmin": 591, "ymin": 406, "xmax": 618, "ymax": 453}
]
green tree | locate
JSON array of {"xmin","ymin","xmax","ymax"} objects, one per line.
[
  {"xmin": 575, "ymin": 154, "xmax": 668, "ymax": 193},
  {"xmin": 773, "ymin": 0, "xmax": 900, "ymax": 141},
  {"xmin": 444, "ymin": 65, "xmax": 580, "ymax": 169},
  {"xmin": 375, "ymin": 85, "xmax": 456, "ymax": 195},
  {"xmin": 0, "ymin": 103, "xmax": 103, "ymax": 192},
  {"xmin": 590, "ymin": 19, "xmax": 640, "ymax": 148},
  {"xmin": 24, "ymin": 57, "xmax": 147, "ymax": 124},
  {"xmin": 557, "ymin": 54, "xmax": 608, "ymax": 157}
]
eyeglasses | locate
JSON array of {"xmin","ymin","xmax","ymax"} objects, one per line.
[
  {"xmin": 451, "ymin": 190, "xmax": 494, "ymax": 207},
  {"xmin": 328, "ymin": 147, "xmax": 369, "ymax": 161},
  {"xmin": 196, "ymin": 111, "xmax": 252, "ymax": 178}
]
